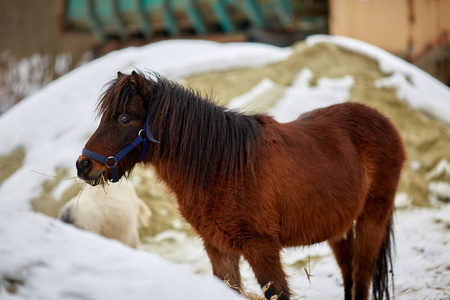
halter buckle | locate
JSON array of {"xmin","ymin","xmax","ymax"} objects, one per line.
[
  {"xmin": 106, "ymin": 156, "xmax": 116, "ymax": 167},
  {"xmin": 138, "ymin": 129, "xmax": 147, "ymax": 139}
]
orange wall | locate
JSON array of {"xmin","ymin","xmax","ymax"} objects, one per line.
[{"xmin": 329, "ymin": 0, "xmax": 450, "ymax": 56}]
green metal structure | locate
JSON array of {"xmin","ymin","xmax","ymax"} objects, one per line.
[{"xmin": 60, "ymin": 0, "xmax": 328, "ymax": 43}]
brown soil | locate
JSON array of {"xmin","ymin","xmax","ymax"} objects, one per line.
[{"xmin": 0, "ymin": 148, "xmax": 25, "ymax": 185}]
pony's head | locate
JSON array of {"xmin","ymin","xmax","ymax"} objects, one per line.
[
  {"xmin": 77, "ymin": 71, "xmax": 155, "ymax": 185},
  {"xmin": 77, "ymin": 70, "xmax": 261, "ymax": 191}
]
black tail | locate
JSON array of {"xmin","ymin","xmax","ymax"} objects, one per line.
[{"xmin": 372, "ymin": 213, "xmax": 395, "ymax": 300}]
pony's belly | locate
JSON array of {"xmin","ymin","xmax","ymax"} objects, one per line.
[
  {"xmin": 281, "ymin": 224, "xmax": 353, "ymax": 247},
  {"xmin": 280, "ymin": 219, "xmax": 355, "ymax": 247},
  {"xmin": 279, "ymin": 197, "xmax": 362, "ymax": 247}
]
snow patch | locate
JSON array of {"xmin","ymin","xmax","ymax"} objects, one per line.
[
  {"xmin": 228, "ymin": 78, "xmax": 279, "ymax": 110},
  {"xmin": 271, "ymin": 68, "xmax": 354, "ymax": 123}
]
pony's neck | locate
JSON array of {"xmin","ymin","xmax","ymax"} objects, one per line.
[{"xmin": 147, "ymin": 78, "xmax": 262, "ymax": 195}]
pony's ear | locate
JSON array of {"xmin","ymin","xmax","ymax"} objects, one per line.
[
  {"xmin": 130, "ymin": 71, "xmax": 144, "ymax": 90},
  {"xmin": 117, "ymin": 71, "xmax": 124, "ymax": 78},
  {"xmin": 130, "ymin": 71, "xmax": 151, "ymax": 101}
]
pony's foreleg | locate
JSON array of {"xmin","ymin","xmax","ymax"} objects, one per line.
[
  {"xmin": 242, "ymin": 240, "xmax": 290, "ymax": 300},
  {"xmin": 328, "ymin": 230, "xmax": 355, "ymax": 300},
  {"xmin": 203, "ymin": 241, "xmax": 242, "ymax": 292}
]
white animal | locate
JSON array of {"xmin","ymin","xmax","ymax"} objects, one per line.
[{"xmin": 58, "ymin": 180, "xmax": 151, "ymax": 248}]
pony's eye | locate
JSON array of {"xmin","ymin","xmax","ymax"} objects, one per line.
[{"xmin": 118, "ymin": 114, "xmax": 131, "ymax": 125}]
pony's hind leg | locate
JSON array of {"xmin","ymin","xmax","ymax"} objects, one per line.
[
  {"xmin": 203, "ymin": 241, "xmax": 242, "ymax": 292},
  {"xmin": 328, "ymin": 230, "xmax": 355, "ymax": 300},
  {"xmin": 352, "ymin": 196, "xmax": 394, "ymax": 300}
]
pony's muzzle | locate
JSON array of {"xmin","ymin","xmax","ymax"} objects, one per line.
[{"xmin": 76, "ymin": 156, "xmax": 106, "ymax": 184}]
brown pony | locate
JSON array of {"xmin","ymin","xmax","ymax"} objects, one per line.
[{"xmin": 77, "ymin": 71, "xmax": 405, "ymax": 300}]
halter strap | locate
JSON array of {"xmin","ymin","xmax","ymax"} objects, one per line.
[{"xmin": 82, "ymin": 109, "xmax": 159, "ymax": 183}]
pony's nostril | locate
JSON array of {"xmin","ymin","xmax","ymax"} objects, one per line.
[
  {"xmin": 81, "ymin": 159, "xmax": 90, "ymax": 168},
  {"xmin": 77, "ymin": 158, "xmax": 93, "ymax": 174}
]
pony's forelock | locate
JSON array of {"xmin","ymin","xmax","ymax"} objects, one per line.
[{"xmin": 96, "ymin": 74, "xmax": 138, "ymax": 120}]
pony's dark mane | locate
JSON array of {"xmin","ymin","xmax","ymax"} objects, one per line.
[
  {"xmin": 98, "ymin": 72, "xmax": 263, "ymax": 192},
  {"xmin": 149, "ymin": 74, "xmax": 263, "ymax": 191}
]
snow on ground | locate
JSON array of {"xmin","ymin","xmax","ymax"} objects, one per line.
[
  {"xmin": 0, "ymin": 211, "xmax": 244, "ymax": 300},
  {"xmin": 1, "ymin": 36, "xmax": 450, "ymax": 299}
]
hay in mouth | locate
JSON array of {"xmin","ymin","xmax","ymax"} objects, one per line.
[{"xmin": 88, "ymin": 172, "xmax": 106, "ymax": 186}]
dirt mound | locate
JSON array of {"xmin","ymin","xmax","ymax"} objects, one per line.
[{"xmin": 4, "ymin": 42, "xmax": 449, "ymax": 239}]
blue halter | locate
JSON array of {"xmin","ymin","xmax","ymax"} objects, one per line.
[{"xmin": 82, "ymin": 110, "xmax": 159, "ymax": 183}]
